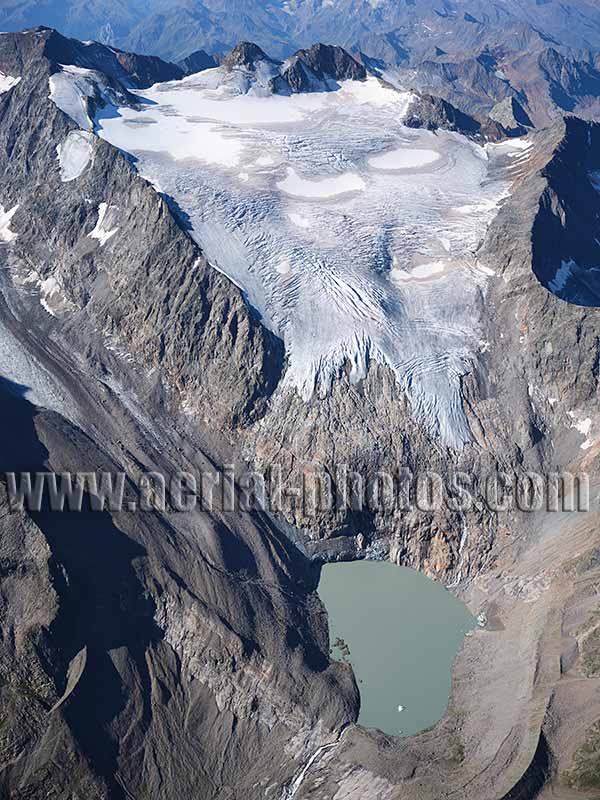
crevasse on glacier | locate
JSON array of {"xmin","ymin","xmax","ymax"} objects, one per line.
[{"xmin": 51, "ymin": 63, "xmax": 524, "ymax": 447}]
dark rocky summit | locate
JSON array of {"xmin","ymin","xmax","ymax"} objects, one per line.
[
  {"xmin": 217, "ymin": 40, "xmax": 368, "ymax": 95},
  {"xmin": 41, "ymin": 25, "xmax": 186, "ymax": 87},
  {"xmin": 405, "ymin": 92, "xmax": 508, "ymax": 140},
  {"xmin": 531, "ymin": 117, "xmax": 600, "ymax": 306},
  {"xmin": 276, "ymin": 43, "xmax": 366, "ymax": 93},
  {"xmin": 222, "ymin": 40, "xmax": 276, "ymax": 70},
  {"xmin": 178, "ymin": 47, "xmax": 218, "ymax": 74},
  {"xmin": 539, "ymin": 47, "xmax": 600, "ymax": 114}
]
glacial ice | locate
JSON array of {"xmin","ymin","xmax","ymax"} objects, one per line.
[
  {"xmin": 56, "ymin": 130, "xmax": 94, "ymax": 181},
  {"xmin": 49, "ymin": 65, "xmax": 99, "ymax": 130},
  {"xmin": 90, "ymin": 69, "xmax": 517, "ymax": 447}
]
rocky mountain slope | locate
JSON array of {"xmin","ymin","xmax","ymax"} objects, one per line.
[{"xmin": 0, "ymin": 24, "xmax": 600, "ymax": 800}]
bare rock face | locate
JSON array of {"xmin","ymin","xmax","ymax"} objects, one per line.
[
  {"xmin": 530, "ymin": 117, "xmax": 600, "ymax": 306},
  {"xmin": 33, "ymin": 25, "xmax": 185, "ymax": 88},
  {"xmin": 405, "ymin": 91, "xmax": 507, "ymax": 140},
  {"xmin": 178, "ymin": 48, "xmax": 218, "ymax": 74},
  {"xmin": 277, "ymin": 43, "xmax": 366, "ymax": 93},
  {"xmin": 222, "ymin": 41, "xmax": 277, "ymax": 70},
  {"xmin": 539, "ymin": 47, "xmax": 600, "ymax": 112},
  {"xmin": 0, "ymin": 379, "xmax": 357, "ymax": 799},
  {"xmin": 0, "ymin": 31, "xmax": 285, "ymax": 430},
  {"xmin": 489, "ymin": 96, "xmax": 533, "ymax": 134}
]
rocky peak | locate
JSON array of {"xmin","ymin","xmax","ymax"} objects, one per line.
[
  {"xmin": 178, "ymin": 48, "xmax": 218, "ymax": 75},
  {"xmin": 0, "ymin": 27, "xmax": 185, "ymax": 89},
  {"xmin": 277, "ymin": 43, "xmax": 366, "ymax": 93},
  {"xmin": 405, "ymin": 92, "xmax": 507, "ymax": 141},
  {"xmin": 539, "ymin": 47, "xmax": 600, "ymax": 110},
  {"xmin": 291, "ymin": 43, "xmax": 365, "ymax": 82},
  {"xmin": 531, "ymin": 117, "xmax": 600, "ymax": 306},
  {"xmin": 222, "ymin": 41, "xmax": 277, "ymax": 71}
]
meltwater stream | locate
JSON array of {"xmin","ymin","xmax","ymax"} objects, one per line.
[{"xmin": 318, "ymin": 561, "xmax": 475, "ymax": 736}]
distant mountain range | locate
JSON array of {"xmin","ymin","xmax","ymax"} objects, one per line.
[
  {"xmin": 0, "ymin": 0, "xmax": 599, "ymax": 64},
  {"xmin": 2, "ymin": 1, "xmax": 600, "ymax": 127}
]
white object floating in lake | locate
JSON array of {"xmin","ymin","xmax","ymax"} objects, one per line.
[
  {"xmin": 369, "ymin": 147, "xmax": 440, "ymax": 170},
  {"xmin": 397, "ymin": 704, "xmax": 405, "ymax": 712},
  {"xmin": 277, "ymin": 167, "xmax": 366, "ymax": 199}
]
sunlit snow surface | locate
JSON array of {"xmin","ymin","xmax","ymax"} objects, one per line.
[
  {"xmin": 96, "ymin": 72, "xmax": 515, "ymax": 447},
  {"xmin": 56, "ymin": 130, "xmax": 93, "ymax": 181},
  {"xmin": 0, "ymin": 72, "xmax": 20, "ymax": 94},
  {"xmin": 49, "ymin": 65, "xmax": 99, "ymax": 130}
]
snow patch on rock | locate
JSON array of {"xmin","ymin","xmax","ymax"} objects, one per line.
[
  {"xmin": 568, "ymin": 411, "xmax": 594, "ymax": 450},
  {"xmin": 49, "ymin": 64, "xmax": 123, "ymax": 131},
  {"xmin": 49, "ymin": 65, "xmax": 98, "ymax": 130},
  {"xmin": 39, "ymin": 276, "xmax": 61, "ymax": 316},
  {"xmin": 56, "ymin": 130, "xmax": 94, "ymax": 181},
  {"xmin": 549, "ymin": 259, "xmax": 575, "ymax": 293},
  {"xmin": 0, "ymin": 72, "xmax": 20, "ymax": 94},
  {"xmin": 88, "ymin": 202, "xmax": 119, "ymax": 246},
  {"xmin": 0, "ymin": 204, "xmax": 18, "ymax": 242},
  {"xmin": 21, "ymin": 269, "xmax": 74, "ymax": 317}
]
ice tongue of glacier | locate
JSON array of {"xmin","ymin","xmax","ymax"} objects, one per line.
[{"xmin": 92, "ymin": 71, "xmax": 517, "ymax": 448}]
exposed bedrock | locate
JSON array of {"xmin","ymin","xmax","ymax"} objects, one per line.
[
  {"xmin": 0, "ymin": 36, "xmax": 285, "ymax": 430},
  {"xmin": 405, "ymin": 91, "xmax": 508, "ymax": 141},
  {"xmin": 531, "ymin": 117, "xmax": 600, "ymax": 307},
  {"xmin": 223, "ymin": 41, "xmax": 277, "ymax": 71},
  {"xmin": 489, "ymin": 96, "xmax": 533, "ymax": 135},
  {"xmin": 0, "ymin": 376, "xmax": 358, "ymax": 799},
  {"xmin": 276, "ymin": 43, "xmax": 367, "ymax": 94}
]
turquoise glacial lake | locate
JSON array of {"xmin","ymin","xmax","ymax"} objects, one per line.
[{"xmin": 318, "ymin": 560, "xmax": 475, "ymax": 736}]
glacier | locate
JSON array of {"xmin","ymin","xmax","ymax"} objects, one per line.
[{"xmin": 54, "ymin": 65, "xmax": 521, "ymax": 447}]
